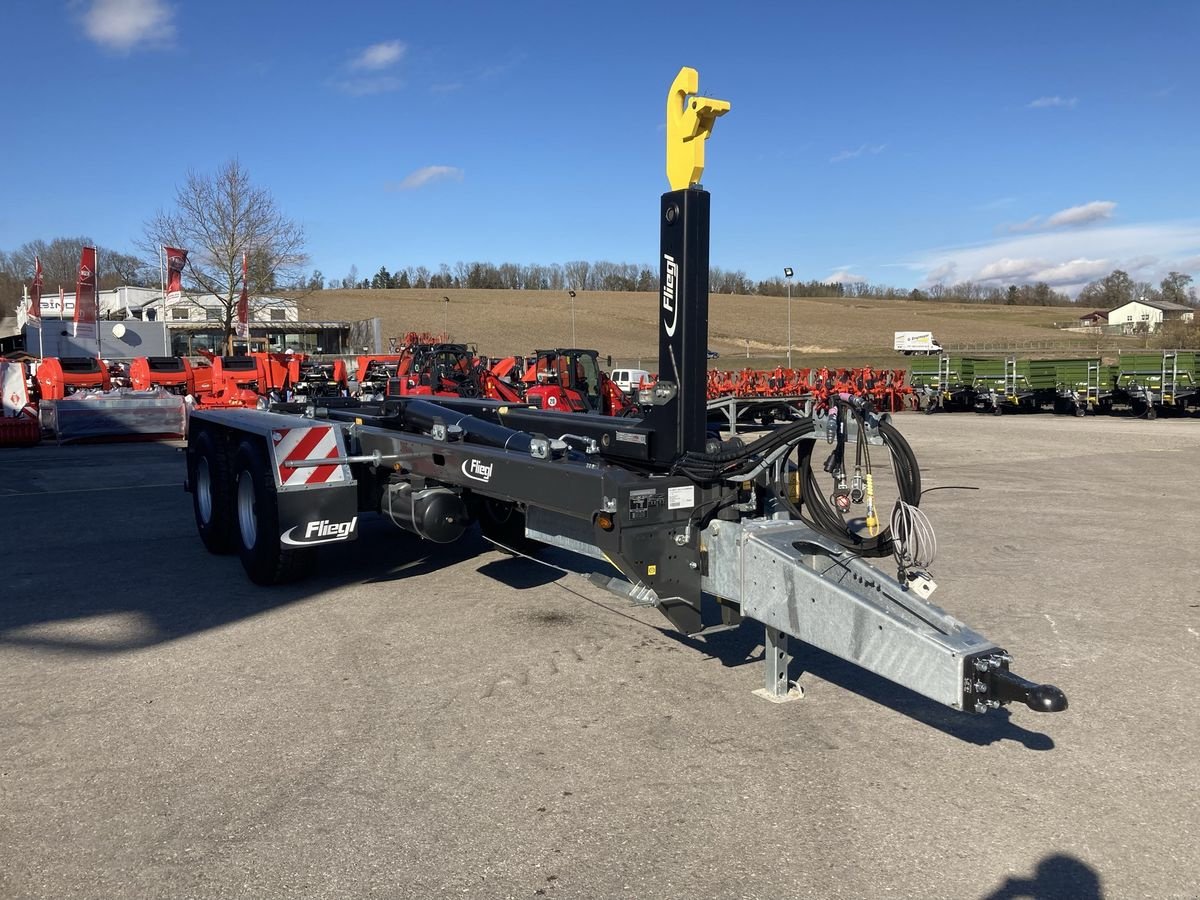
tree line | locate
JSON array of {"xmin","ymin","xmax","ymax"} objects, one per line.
[
  {"xmin": 7, "ymin": 238, "xmax": 1196, "ymax": 320},
  {"xmin": 319, "ymin": 261, "xmax": 1196, "ymax": 310}
]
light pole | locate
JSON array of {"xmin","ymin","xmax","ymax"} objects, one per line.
[
  {"xmin": 442, "ymin": 296, "xmax": 449, "ymax": 339},
  {"xmin": 568, "ymin": 289, "xmax": 577, "ymax": 346},
  {"xmin": 783, "ymin": 267, "xmax": 794, "ymax": 367}
]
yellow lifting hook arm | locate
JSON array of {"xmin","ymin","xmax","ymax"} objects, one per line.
[{"xmin": 665, "ymin": 66, "xmax": 731, "ymax": 191}]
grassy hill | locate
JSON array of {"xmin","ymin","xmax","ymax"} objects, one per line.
[{"xmin": 302, "ymin": 288, "xmax": 1133, "ymax": 368}]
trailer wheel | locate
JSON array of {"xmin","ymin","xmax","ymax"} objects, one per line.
[
  {"xmin": 191, "ymin": 429, "xmax": 235, "ymax": 554},
  {"xmin": 232, "ymin": 440, "xmax": 315, "ymax": 585}
]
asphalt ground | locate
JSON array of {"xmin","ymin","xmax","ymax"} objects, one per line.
[{"xmin": 1, "ymin": 414, "xmax": 1198, "ymax": 900}]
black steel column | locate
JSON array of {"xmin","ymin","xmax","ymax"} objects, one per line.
[{"xmin": 644, "ymin": 186, "xmax": 710, "ymax": 464}]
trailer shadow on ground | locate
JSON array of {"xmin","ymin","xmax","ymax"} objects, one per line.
[
  {"xmin": 466, "ymin": 548, "xmax": 1058, "ymax": 751},
  {"xmin": 0, "ymin": 518, "xmax": 503, "ymax": 656}
]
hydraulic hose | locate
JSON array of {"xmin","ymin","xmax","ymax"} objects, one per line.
[{"xmin": 789, "ymin": 418, "xmax": 921, "ymax": 557}]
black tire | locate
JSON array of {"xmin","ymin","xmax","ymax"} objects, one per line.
[
  {"xmin": 191, "ymin": 429, "xmax": 235, "ymax": 554},
  {"xmin": 232, "ymin": 440, "xmax": 315, "ymax": 585}
]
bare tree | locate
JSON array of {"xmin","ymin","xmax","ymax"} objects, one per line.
[
  {"xmin": 563, "ymin": 260, "xmax": 590, "ymax": 292},
  {"xmin": 141, "ymin": 159, "xmax": 307, "ymax": 343}
]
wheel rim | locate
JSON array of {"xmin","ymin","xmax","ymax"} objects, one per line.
[
  {"xmin": 237, "ymin": 471, "xmax": 257, "ymax": 549},
  {"xmin": 196, "ymin": 456, "xmax": 213, "ymax": 524}
]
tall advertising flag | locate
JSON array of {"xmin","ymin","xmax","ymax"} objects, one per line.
[
  {"xmin": 74, "ymin": 246, "xmax": 99, "ymax": 342},
  {"xmin": 236, "ymin": 251, "xmax": 250, "ymax": 340},
  {"xmin": 28, "ymin": 256, "xmax": 43, "ymax": 324},
  {"xmin": 165, "ymin": 247, "xmax": 188, "ymax": 299}
]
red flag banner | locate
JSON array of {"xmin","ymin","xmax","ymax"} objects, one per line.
[
  {"xmin": 74, "ymin": 246, "xmax": 98, "ymax": 341},
  {"xmin": 30, "ymin": 256, "xmax": 43, "ymax": 314},
  {"xmin": 236, "ymin": 251, "xmax": 250, "ymax": 339},
  {"xmin": 28, "ymin": 256, "xmax": 43, "ymax": 322},
  {"xmin": 165, "ymin": 246, "xmax": 188, "ymax": 298}
]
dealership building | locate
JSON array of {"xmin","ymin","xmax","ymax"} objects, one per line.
[{"xmin": 14, "ymin": 286, "xmax": 370, "ymax": 357}]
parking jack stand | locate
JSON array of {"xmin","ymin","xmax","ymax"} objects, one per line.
[{"xmin": 754, "ymin": 625, "xmax": 803, "ymax": 703}]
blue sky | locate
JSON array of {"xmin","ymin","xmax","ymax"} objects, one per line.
[{"xmin": 2, "ymin": 1, "xmax": 1197, "ymax": 295}]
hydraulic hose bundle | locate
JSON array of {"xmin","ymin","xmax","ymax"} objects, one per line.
[
  {"xmin": 669, "ymin": 419, "xmax": 815, "ymax": 482},
  {"xmin": 788, "ymin": 399, "xmax": 922, "ymax": 558}
]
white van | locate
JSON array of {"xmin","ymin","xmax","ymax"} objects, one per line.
[{"xmin": 610, "ymin": 368, "xmax": 651, "ymax": 395}]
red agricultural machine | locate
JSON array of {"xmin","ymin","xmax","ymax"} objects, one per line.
[
  {"xmin": 129, "ymin": 356, "xmax": 197, "ymax": 395},
  {"xmin": 34, "ymin": 357, "xmax": 111, "ymax": 400},
  {"xmin": 354, "ymin": 355, "xmax": 405, "ymax": 401},
  {"xmin": 706, "ymin": 365, "xmax": 916, "ymax": 414},
  {"xmin": 520, "ymin": 349, "xmax": 634, "ymax": 416},
  {"xmin": 286, "ymin": 356, "xmax": 349, "ymax": 402},
  {"xmin": 387, "ymin": 343, "xmax": 482, "ymax": 398},
  {"xmin": 0, "ymin": 357, "xmax": 39, "ymax": 446}
]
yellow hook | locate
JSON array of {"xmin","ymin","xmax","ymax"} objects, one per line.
[{"xmin": 665, "ymin": 67, "xmax": 730, "ymax": 191}]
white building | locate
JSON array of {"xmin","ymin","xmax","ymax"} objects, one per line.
[
  {"xmin": 17, "ymin": 285, "xmax": 299, "ymax": 326},
  {"xmin": 1107, "ymin": 298, "xmax": 1194, "ymax": 334},
  {"xmin": 16, "ymin": 286, "xmax": 355, "ymax": 356}
]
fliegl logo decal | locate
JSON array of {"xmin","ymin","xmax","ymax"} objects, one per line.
[
  {"xmin": 462, "ymin": 458, "xmax": 494, "ymax": 483},
  {"xmin": 281, "ymin": 517, "xmax": 358, "ymax": 546},
  {"xmin": 662, "ymin": 253, "xmax": 679, "ymax": 337}
]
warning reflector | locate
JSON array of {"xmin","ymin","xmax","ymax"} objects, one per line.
[{"xmin": 271, "ymin": 426, "xmax": 346, "ymax": 486}]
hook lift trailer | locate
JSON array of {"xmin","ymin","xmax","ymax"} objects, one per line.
[{"xmin": 184, "ymin": 68, "xmax": 1066, "ymax": 719}]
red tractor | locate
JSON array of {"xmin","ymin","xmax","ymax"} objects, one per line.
[
  {"xmin": 521, "ymin": 349, "xmax": 634, "ymax": 416},
  {"xmin": 388, "ymin": 343, "xmax": 483, "ymax": 398}
]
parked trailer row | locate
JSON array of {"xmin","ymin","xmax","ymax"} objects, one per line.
[{"xmin": 911, "ymin": 351, "xmax": 1199, "ymax": 418}]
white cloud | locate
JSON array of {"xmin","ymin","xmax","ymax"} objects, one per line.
[
  {"xmin": 1124, "ymin": 255, "xmax": 1159, "ymax": 273},
  {"xmin": 1006, "ymin": 200, "xmax": 1117, "ymax": 234},
  {"xmin": 826, "ymin": 270, "xmax": 867, "ymax": 284},
  {"xmin": 1007, "ymin": 216, "xmax": 1041, "ymax": 234},
  {"xmin": 1027, "ymin": 258, "xmax": 1112, "ymax": 286},
  {"xmin": 978, "ymin": 258, "xmax": 1047, "ymax": 281},
  {"xmin": 1044, "ymin": 200, "xmax": 1115, "ymax": 228},
  {"xmin": 830, "ymin": 143, "xmax": 887, "ymax": 163},
  {"xmin": 350, "ymin": 40, "xmax": 406, "ymax": 71},
  {"xmin": 926, "ymin": 261, "xmax": 958, "ymax": 283},
  {"xmin": 1028, "ymin": 96, "xmax": 1078, "ymax": 109},
  {"xmin": 388, "ymin": 166, "xmax": 464, "ymax": 191},
  {"xmin": 80, "ymin": 0, "xmax": 173, "ymax": 52},
  {"xmin": 910, "ymin": 220, "xmax": 1200, "ymax": 294}
]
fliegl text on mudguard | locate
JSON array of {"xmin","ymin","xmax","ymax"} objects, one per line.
[{"xmin": 276, "ymin": 487, "xmax": 359, "ymax": 547}]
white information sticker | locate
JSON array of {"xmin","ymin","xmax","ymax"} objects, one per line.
[{"xmin": 667, "ymin": 485, "xmax": 695, "ymax": 510}]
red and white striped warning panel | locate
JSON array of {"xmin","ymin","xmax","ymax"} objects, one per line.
[{"xmin": 270, "ymin": 426, "xmax": 348, "ymax": 488}]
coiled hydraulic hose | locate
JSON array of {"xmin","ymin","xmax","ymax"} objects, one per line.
[{"xmin": 787, "ymin": 413, "xmax": 921, "ymax": 557}]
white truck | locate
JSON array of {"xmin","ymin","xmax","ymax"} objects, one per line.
[{"xmin": 894, "ymin": 331, "xmax": 944, "ymax": 355}]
